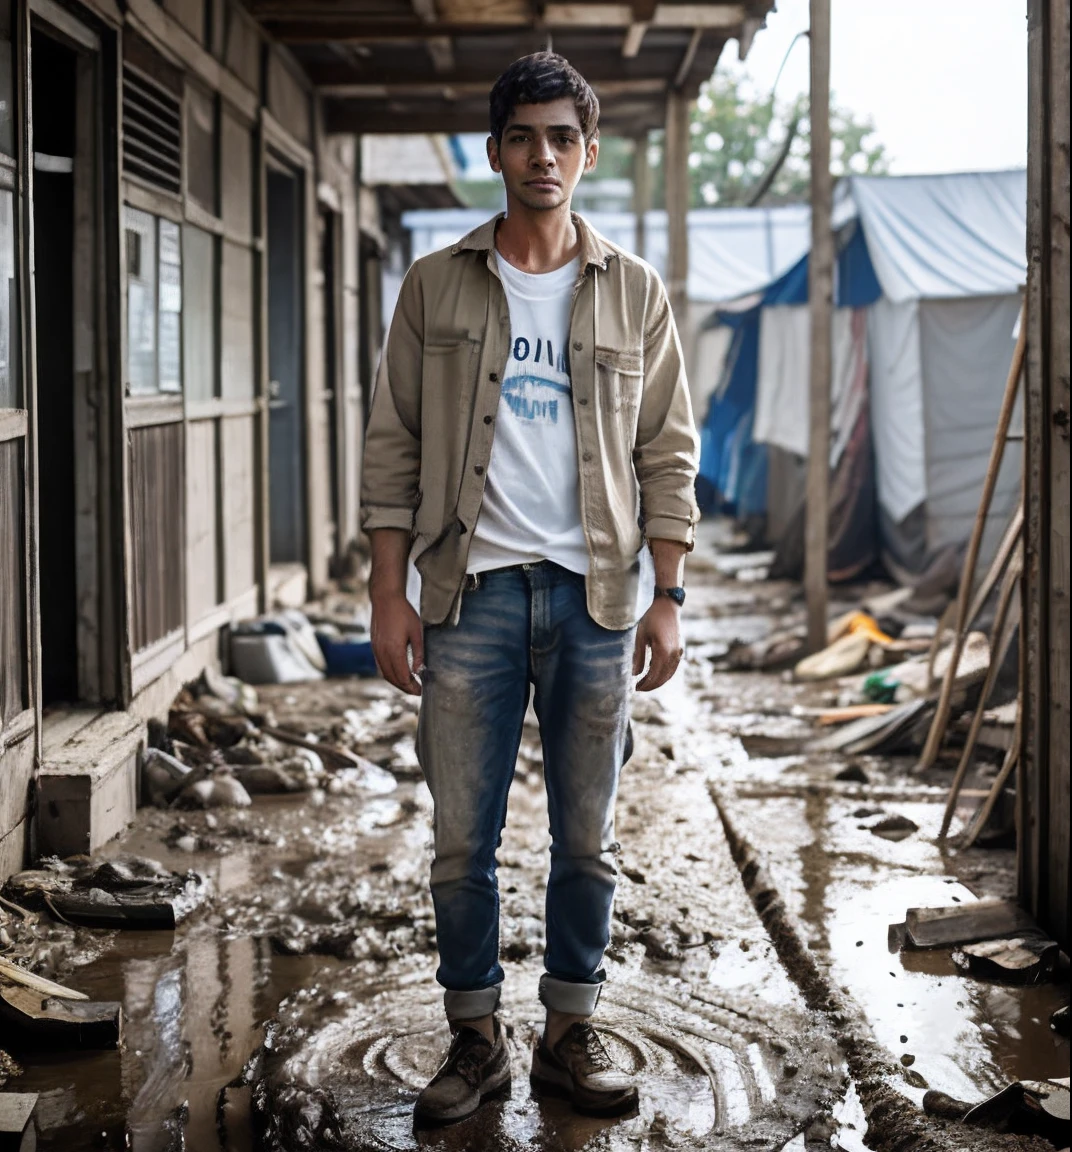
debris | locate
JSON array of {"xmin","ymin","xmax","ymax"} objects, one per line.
[
  {"xmin": 141, "ymin": 747, "xmax": 195, "ymax": 806},
  {"xmin": 0, "ymin": 1092, "xmax": 38, "ymax": 1150},
  {"xmin": 181, "ymin": 774, "xmax": 253, "ymax": 809},
  {"xmin": 0, "ymin": 1051, "xmax": 22, "ymax": 1090},
  {"xmin": 922, "ymin": 1089, "xmax": 972, "ymax": 1120},
  {"xmin": 816, "ymin": 703, "xmax": 895, "ymax": 725},
  {"xmin": 794, "ymin": 631, "xmax": 872, "ymax": 682},
  {"xmin": 962, "ymin": 1077, "xmax": 1069, "ymax": 1142},
  {"xmin": 314, "ymin": 628, "xmax": 378, "ymax": 677},
  {"xmin": 258, "ymin": 726, "xmax": 364, "ymax": 772},
  {"xmin": 230, "ymin": 610, "xmax": 327, "ymax": 684},
  {"xmin": 903, "ymin": 899, "xmax": 1037, "ymax": 949},
  {"xmin": 811, "ymin": 699, "xmax": 930, "ymax": 755},
  {"xmin": 870, "ymin": 815, "xmax": 919, "ymax": 842},
  {"xmin": 0, "ymin": 960, "xmax": 121, "ymax": 1049},
  {"xmin": 3, "ymin": 856, "xmax": 206, "ymax": 930},
  {"xmin": 952, "ymin": 934, "xmax": 1060, "ymax": 984},
  {"xmin": 1052, "ymin": 1005, "xmax": 1070, "ymax": 1037},
  {"xmin": 835, "ymin": 763, "xmax": 870, "ymax": 784}
]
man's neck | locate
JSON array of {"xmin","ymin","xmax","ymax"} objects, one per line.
[{"xmin": 495, "ymin": 202, "xmax": 581, "ymax": 274}]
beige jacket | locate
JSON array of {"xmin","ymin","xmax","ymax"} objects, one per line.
[{"xmin": 360, "ymin": 214, "xmax": 700, "ymax": 630}]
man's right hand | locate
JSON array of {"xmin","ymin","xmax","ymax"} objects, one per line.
[{"xmin": 370, "ymin": 593, "xmax": 424, "ymax": 696}]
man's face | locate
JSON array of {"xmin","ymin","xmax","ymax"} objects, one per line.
[{"xmin": 487, "ymin": 96, "xmax": 598, "ymax": 212}]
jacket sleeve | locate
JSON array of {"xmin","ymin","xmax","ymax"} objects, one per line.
[
  {"xmin": 633, "ymin": 271, "xmax": 701, "ymax": 548},
  {"xmin": 360, "ymin": 262, "xmax": 425, "ymax": 534}
]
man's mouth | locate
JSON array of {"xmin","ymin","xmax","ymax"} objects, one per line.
[{"xmin": 525, "ymin": 179, "xmax": 561, "ymax": 191}]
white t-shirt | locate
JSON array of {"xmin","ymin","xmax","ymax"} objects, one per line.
[{"xmin": 466, "ymin": 253, "xmax": 589, "ymax": 576}]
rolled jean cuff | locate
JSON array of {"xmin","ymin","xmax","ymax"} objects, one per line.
[
  {"xmin": 538, "ymin": 973, "xmax": 604, "ymax": 1016},
  {"xmin": 444, "ymin": 984, "xmax": 502, "ymax": 1020}
]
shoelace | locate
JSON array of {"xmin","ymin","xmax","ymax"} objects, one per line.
[{"xmin": 566, "ymin": 1023, "xmax": 614, "ymax": 1071}]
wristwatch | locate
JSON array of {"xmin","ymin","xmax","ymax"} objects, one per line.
[{"xmin": 654, "ymin": 586, "xmax": 686, "ymax": 606}]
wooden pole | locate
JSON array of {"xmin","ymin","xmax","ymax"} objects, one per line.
[
  {"xmin": 805, "ymin": 0, "xmax": 833, "ymax": 653},
  {"xmin": 632, "ymin": 131, "xmax": 650, "ymax": 261},
  {"xmin": 664, "ymin": 90, "xmax": 690, "ymax": 327}
]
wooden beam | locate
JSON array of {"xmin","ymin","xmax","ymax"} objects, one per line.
[
  {"xmin": 673, "ymin": 27, "xmax": 703, "ymax": 88},
  {"xmin": 320, "ymin": 78, "xmax": 665, "ymax": 98},
  {"xmin": 664, "ymin": 89, "xmax": 689, "ymax": 325},
  {"xmin": 622, "ymin": 22, "xmax": 648, "ymax": 56},
  {"xmin": 426, "ymin": 35, "xmax": 456, "ymax": 73},
  {"xmin": 652, "ymin": 3, "xmax": 746, "ymax": 27},
  {"xmin": 1022, "ymin": 0, "xmax": 1071, "ymax": 950},
  {"xmin": 805, "ymin": 0, "xmax": 833, "ymax": 654}
]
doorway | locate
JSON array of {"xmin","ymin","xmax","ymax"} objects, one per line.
[
  {"xmin": 267, "ymin": 165, "xmax": 306, "ymax": 565},
  {"xmin": 31, "ymin": 13, "xmax": 110, "ymax": 709}
]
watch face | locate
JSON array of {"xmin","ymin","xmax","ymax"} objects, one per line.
[{"xmin": 659, "ymin": 586, "xmax": 686, "ymax": 606}]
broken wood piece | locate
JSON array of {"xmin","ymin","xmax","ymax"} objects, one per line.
[
  {"xmin": 258, "ymin": 725, "xmax": 362, "ymax": 770},
  {"xmin": 953, "ymin": 933, "xmax": 1060, "ymax": 984},
  {"xmin": 816, "ymin": 704, "xmax": 895, "ymax": 725},
  {"xmin": 0, "ymin": 981, "xmax": 121, "ymax": 1049},
  {"xmin": 0, "ymin": 957, "xmax": 89, "ymax": 1002},
  {"xmin": 905, "ymin": 899, "xmax": 1037, "ymax": 948},
  {"xmin": 0, "ymin": 1092, "xmax": 38, "ymax": 1152}
]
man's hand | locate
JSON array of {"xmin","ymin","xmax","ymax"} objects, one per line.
[
  {"xmin": 632, "ymin": 596, "xmax": 683, "ymax": 691},
  {"xmin": 370, "ymin": 593, "xmax": 424, "ymax": 696}
]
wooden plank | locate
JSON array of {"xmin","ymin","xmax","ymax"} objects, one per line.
[
  {"xmin": 185, "ymin": 419, "xmax": 221, "ymax": 626},
  {"xmin": 221, "ymin": 240, "xmax": 256, "ymax": 400},
  {"xmin": 0, "ymin": 441, "xmax": 26, "ymax": 727},
  {"xmin": 0, "ymin": 982, "xmax": 121, "ymax": 1049},
  {"xmin": 0, "ymin": 957, "xmax": 90, "ymax": 1002},
  {"xmin": 905, "ymin": 900, "xmax": 1038, "ymax": 949},
  {"xmin": 804, "ymin": 0, "xmax": 832, "ymax": 655},
  {"xmin": 0, "ymin": 1092, "xmax": 38, "ymax": 1146},
  {"xmin": 221, "ymin": 415, "xmax": 256, "ymax": 602}
]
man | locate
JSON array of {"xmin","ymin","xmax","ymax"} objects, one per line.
[{"xmin": 360, "ymin": 52, "xmax": 699, "ymax": 1126}]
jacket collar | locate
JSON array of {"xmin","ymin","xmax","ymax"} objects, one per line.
[{"xmin": 451, "ymin": 212, "xmax": 618, "ymax": 272}]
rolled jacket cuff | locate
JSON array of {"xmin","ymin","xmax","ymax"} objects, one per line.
[
  {"xmin": 360, "ymin": 505, "xmax": 416, "ymax": 534},
  {"xmin": 538, "ymin": 973, "xmax": 604, "ymax": 1016},
  {"xmin": 644, "ymin": 513, "xmax": 698, "ymax": 551},
  {"xmin": 443, "ymin": 984, "xmax": 502, "ymax": 1020}
]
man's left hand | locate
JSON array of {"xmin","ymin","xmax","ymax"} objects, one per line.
[{"xmin": 632, "ymin": 597, "xmax": 683, "ymax": 691}]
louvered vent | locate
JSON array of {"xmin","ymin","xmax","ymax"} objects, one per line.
[{"xmin": 123, "ymin": 65, "xmax": 182, "ymax": 195}]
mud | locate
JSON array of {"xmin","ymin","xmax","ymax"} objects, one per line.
[{"xmin": 0, "ymin": 534, "xmax": 1067, "ymax": 1151}]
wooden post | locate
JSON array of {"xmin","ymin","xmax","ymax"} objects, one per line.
[
  {"xmin": 632, "ymin": 131, "xmax": 650, "ymax": 261},
  {"xmin": 664, "ymin": 90, "xmax": 690, "ymax": 326},
  {"xmin": 1022, "ymin": 0, "xmax": 1070, "ymax": 949},
  {"xmin": 805, "ymin": 0, "xmax": 833, "ymax": 653}
]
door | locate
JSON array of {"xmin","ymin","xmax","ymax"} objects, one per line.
[
  {"xmin": 267, "ymin": 164, "xmax": 306, "ymax": 565},
  {"xmin": 31, "ymin": 14, "xmax": 111, "ymax": 708}
]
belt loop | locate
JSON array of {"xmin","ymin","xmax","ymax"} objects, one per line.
[{"xmin": 464, "ymin": 572, "xmax": 482, "ymax": 592}]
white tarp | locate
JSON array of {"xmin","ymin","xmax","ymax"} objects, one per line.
[
  {"xmin": 401, "ymin": 204, "xmax": 811, "ymax": 305},
  {"xmin": 847, "ymin": 170, "xmax": 1027, "ymax": 303},
  {"xmin": 753, "ymin": 306, "xmax": 861, "ymax": 461},
  {"xmin": 867, "ymin": 297, "xmax": 927, "ymax": 523}
]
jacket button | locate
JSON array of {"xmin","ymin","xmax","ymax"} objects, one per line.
[
  {"xmin": 578, "ymin": 397, "xmax": 589, "ymax": 406},
  {"xmin": 474, "ymin": 465, "xmax": 485, "ymax": 476},
  {"xmin": 582, "ymin": 451, "xmax": 593, "ymax": 463},
  {"xmin": 483, "ymin": 414, "xmax": 493, "ymax": 424},
  {"xmin": 572, "ymin": 341, "xmax": 582, "ymax": 351},
  {"xmin": 489, "ymin": 372, "xmax": 498, "ymax": 382}
]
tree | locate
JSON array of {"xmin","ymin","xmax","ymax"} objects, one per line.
[{"xmin": 594, "ymin": 72, "xmax": 889, "ymax": 208}]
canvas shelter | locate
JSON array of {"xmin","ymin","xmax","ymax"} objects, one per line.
[{"xmin": 700, "ymin": 169, "xmax": 1027, "ymax": 585}]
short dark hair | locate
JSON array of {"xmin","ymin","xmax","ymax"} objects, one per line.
[{"xmin": 489, "ymin": 52, "xmax": 599, "ymax": 144}]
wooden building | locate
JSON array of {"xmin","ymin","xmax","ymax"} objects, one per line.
[{"xmin": 0, "ymin": 0, "xmax": 773, "ymax": 878}]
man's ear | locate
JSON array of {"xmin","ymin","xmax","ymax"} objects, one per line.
[
  {"xmin": 486, "ymin": 135, "xmax": 502, "ymax": 174},
  {"xmin": 585, "ymin": 137, "xmax": 599, "ymax": 174}
]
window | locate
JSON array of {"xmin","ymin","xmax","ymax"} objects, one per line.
[
  {"xmin": 183, "ymin": 224, "xmax": 216, "ymax": 402},
  {"xmin": 0, "ymin": 190, "xmax": 17, "ymax": 407},
  {"xmin": 125, "ymin": 207, "xmax": 183, "ymax": 395}
]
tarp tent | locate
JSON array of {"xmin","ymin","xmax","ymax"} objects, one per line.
[{"xmin": 702, "ymin": 170, "xmax": 1026, "ymax": 586}]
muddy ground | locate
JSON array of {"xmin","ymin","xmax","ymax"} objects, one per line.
[{"xmin": 2, "ymin": 539, "xmax": 1068, "ymax": 1152}]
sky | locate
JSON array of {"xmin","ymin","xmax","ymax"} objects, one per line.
[
  {"xmin": 457, "ymin": 0, "xmax": 1029, "ymax": 178},
  {"xmin": 724, "ymin": 0, "xmax": 1028, "ymax": 175}
]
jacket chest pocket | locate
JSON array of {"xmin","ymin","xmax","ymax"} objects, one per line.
[
  {"xmin": 594, "ymin": 346, "xmax": 644, "ymax": 413},
  {"xmin": 423, "ymin": 336, "xmax": 481, "ymax": 396}
]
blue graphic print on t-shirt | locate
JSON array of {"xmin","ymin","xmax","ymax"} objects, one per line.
[{"xmin": 503, "ymin": 332, "xmax": 571, "ymax": 425}]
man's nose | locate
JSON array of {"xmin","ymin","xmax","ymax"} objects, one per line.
[{"xmin": 530, "ymin": 138, "xmax": 555, "ymax": 166}]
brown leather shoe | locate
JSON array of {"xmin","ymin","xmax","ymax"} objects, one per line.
[
  {"xmin": 413, "ymin": 1020, "xmax": 511, "ymax": 1127},
  {"xmin": 529, "ymin": 1022, "xmax": 639, "ymax": 1117}
]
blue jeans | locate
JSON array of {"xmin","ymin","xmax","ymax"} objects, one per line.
[{"xmin": 416, "ymin": 561, "xmax": 635, "ymax": 1019}]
